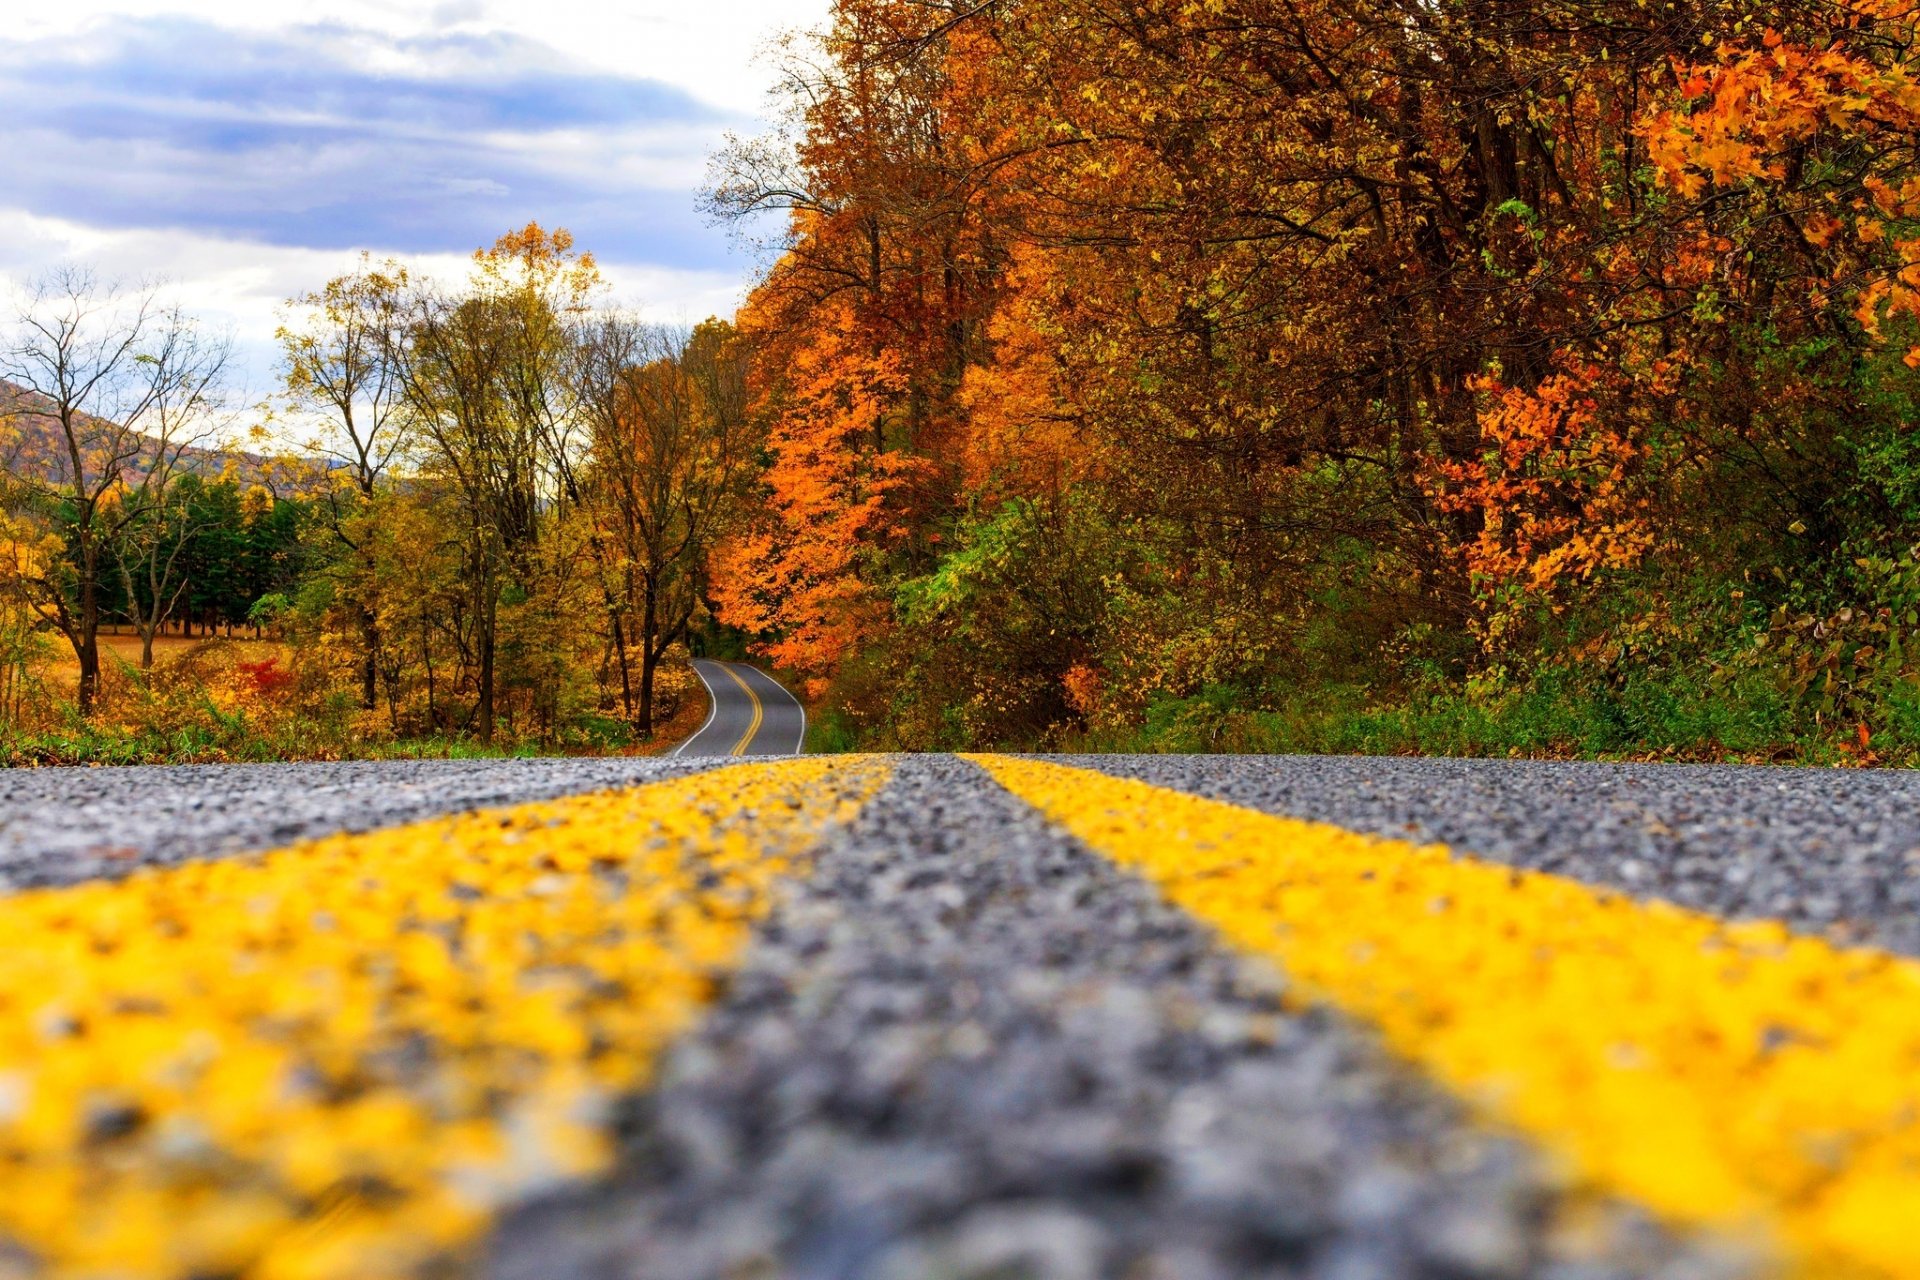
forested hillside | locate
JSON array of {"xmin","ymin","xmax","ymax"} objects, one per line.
[
  {"xmin": 0, "ymin": 379, "xmax": 289, "ymax": 491},
  {"xmin": 706, "ymin": 0, "xmax": 1920, "ymax": 760}
]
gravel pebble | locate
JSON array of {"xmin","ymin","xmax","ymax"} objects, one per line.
[{"xmin": 485, "ymin": 756, "xmax": 1751, "ymax": 1280}]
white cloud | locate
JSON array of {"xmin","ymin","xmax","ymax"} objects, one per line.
[
  {"xmin": 0, "ymin": 209, "xmax": 749, "ymax": 402},
  {"xmin": 14, "ymin": 0, "xmax": 830, "ymax": 114},
  {"xmin": 0, "ymin": 0, "xmax": 830, "ymax": 390},
  {"xmin": 0, "ymin": 19, "xmax": 741, "ymax": 257}
]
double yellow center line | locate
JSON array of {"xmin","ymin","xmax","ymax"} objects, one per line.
[{"xmin": 719, "ymin": 664, "xmax": 765, "ymax": 754}]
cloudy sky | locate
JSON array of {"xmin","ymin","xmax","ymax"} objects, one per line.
[{"xmin": 1, "ymin": 0, "xmax": 831, "ymax": 394}]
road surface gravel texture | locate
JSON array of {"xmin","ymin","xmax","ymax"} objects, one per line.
[
  {"xmin": 1063, "ymin": 754, "xmax": 1920, "ymax": 956},
  {"xmin": 0, "ymin": 749, "xmax": 1915, "ymax": 1279},
  {"xmin": 0, "ymin": 757, "xmax": 712, "ymax": 890},
  {"xmin": 486, "ymin": 755, "xmax": 1731, "ymax": 1280}
]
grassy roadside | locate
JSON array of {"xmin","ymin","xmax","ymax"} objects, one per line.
[
  {"xmin": 0, "ymin": 725, "xmax": 547, "ymax": 768},
  {"xmin": 1065, "ymin": 672, "xmax": 1919, "ymax": 767}
]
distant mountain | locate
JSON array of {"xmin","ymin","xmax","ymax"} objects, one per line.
[{"xmin": 0, "ymin": 378, "xmax": 292, "ymax": 492}]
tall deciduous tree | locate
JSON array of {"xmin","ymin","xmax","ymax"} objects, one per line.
[
  {"xmin": 0, "ymin": 270, "xmax": 227, "ymax": 710},
  {"xmin": 279, "ymin": 256, "xmax": 412, "ymax": 709},
  {"xmin": 390, "ymin": 224, "xmax": 600, "ymax": 742}
]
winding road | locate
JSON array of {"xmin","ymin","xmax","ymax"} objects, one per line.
[{"xmin": 674, "ymin": 658, "xmax": 808, "ymax": 757}]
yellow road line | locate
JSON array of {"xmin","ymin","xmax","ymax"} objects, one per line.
[
  {"xmin": 723, "ymin": 664, "xmax": 764, "ymax": 755},
  {"xmin": 0, "ymin": 756, "xmax": 891, "ymax": 1280},
  {"xmin": 970, "ymin": 755, "xmax": 1920, "ymax": 1279}
]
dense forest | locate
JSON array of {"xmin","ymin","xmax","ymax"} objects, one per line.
[
  {"xmin": 702, "ymin": 0, "xmax": 1920, "ymax": 759},
  {"xmin": 6, "ymin": 0, "xmax": 1920, "ymax": 763}
]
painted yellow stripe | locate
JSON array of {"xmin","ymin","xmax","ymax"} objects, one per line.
[
  {"xmin": 0, "ymin": 756, "xmax": 891, "ymax": 1280},
  {"xmin": 723, "ymin": 664, "xmax": 764, "ymax": 754},
  {"xmin": 970, "ymin": 754, "xmax": 1920, "ymax": 1279}
]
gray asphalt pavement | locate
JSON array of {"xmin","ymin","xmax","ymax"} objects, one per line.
[
  {"xmin": 3, "ymin": 751, "xmax": 1914, "ymax": 1277},
  {"xmin": 676, "ymin": 659, "xmax": 808, "ymax": 757}
]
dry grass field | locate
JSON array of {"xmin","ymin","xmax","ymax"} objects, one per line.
[
  {"xmin": 35, "ymin": 631, "xmax": 289, "ymax": 697},
  {"xmin": 10, "ymin": 630, "xmax": 706, "ymax": 762},
  {"xmin": 99, "ymin": 634, "xmax": 203, "ymax": 663}
]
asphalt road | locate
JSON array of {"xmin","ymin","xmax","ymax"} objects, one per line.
[
  {"xmin": 0, "ymin": 752, "xmax": 1916, "ymax": 1279},
  {"xmin": 675, "ymin": 659, "xmax": 808, "ymax": 757}
]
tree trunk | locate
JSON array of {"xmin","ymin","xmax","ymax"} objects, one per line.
[
  {"xmin": 360, "ymin": 605, "xmax": 380, "ymax": 711},
  {"xmin": 476, "ymin": 599, "xmax": 496, "ymax": 744},
  {"xmin": 70, "ymin": 569, "xmax": 102, "ymax": 716},
  {"xmin": 611, "ymin": 612, "xmax": 634, "ymax": 721},
  {"xmin": 75, "ymin": 638, "xmax": 100, "ymax": 716},
  {"xmin": 140, "ymin": 628, "xmax": 155, "ymax": 670},
  {"xmin": 423, "ymin": 620, "xmax": 438, "ymax": 728},
  {"xmin": 639, "ymin": 646, "xmax": 656, "ymax": 740},
  {"xmin": 75, "ymin": 640, "xmax": 100, "ymax": 714},
  {"xmin": 637, "ymin": 574, "xmax": 659, "ymax": 737}
]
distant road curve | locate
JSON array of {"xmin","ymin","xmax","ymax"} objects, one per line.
[{"xmin": 673, "ymin": 659, "xmax": 807, "ymax": 757}]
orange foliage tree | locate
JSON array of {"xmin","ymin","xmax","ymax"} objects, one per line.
[
  {"xmin": 1642, "ymin": 5, "xmax": 1920, "ymax": 361},
  {"xmin": 710, "ymin": 297, "xmax": 928, "ymax": 693},
  {"xmin": 1427, "ymin": 363, "xmax": 1659, "ymax": 646}
]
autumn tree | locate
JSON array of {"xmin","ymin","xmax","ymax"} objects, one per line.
[
  {"xmin": 112, "ymin": 477, "xmax": 199, "ymax": 669},
  {"xmin": 390, "ymin": 282, "xmax": 514, "ymax": 741},
  {"xmin": 279, "ymin": 256, "xmax": 411, "ymax": 708},
  {"xmin": 705, "ymin": 0, "xmax": 1004, "ymax": 687},
  {"xmin": 0, "ymin": 513, "xmax": 57, "ymax": 727},
  {"xmin": 390, "ymin": 224, "xmax": 601, "ymax": 742},
  {"xmin": 0, "ymin": 270, "xmax": 227, "ymax": 711},
  {"xmin": 576, "ymin": 317, "xmax": 755, "ymax": 733}
]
